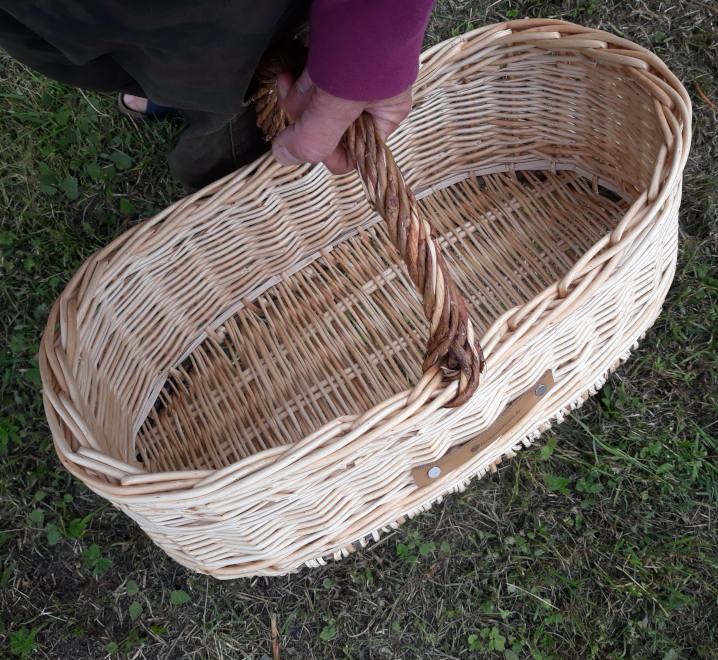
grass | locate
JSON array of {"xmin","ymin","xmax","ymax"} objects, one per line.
[{"xmin": 1, "ymin": 1, "xmax": 717, "ymax": 658}]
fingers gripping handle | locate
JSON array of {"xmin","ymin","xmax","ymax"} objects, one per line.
[{"xmin": 253, "ymin": 63, "xmax": 485, "ymax": 407}]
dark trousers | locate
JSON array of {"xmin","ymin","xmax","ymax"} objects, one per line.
[{"xmin": 0, "ymin": 1, "xmax": 309, "ymax": 189}]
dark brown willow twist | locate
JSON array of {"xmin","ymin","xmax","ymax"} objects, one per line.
[{"xmin": 253, "ymin": 60, "xmax": 485, "ymax": 407}]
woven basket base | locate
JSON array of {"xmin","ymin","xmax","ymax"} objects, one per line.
[{"xmin": 135, "ymin": 169, "xmax": 628, "ymax": 476}]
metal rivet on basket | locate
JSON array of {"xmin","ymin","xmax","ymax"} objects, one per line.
[
  {"xmin": 535, "ymin": 383, "xmax": 548, "ymax": 396},
  {"xmin": 428, "ymin": 466, "xmax": 441, "ymax": 479}
]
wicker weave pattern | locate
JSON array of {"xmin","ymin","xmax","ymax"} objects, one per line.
[{"xmin": 39, "ymin": 20, "xmax": 690, "ymax": 577}]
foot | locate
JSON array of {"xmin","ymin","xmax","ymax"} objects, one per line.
[
  {"xmin": 119, "ymin": 93, "xmax": 179, "ymax": 121},
  {"xmin": 122, "ymin": 94, "xmax": 149, "ymax": 114}
]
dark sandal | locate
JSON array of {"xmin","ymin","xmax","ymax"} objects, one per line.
[{"xmin": 117, "ymin": 93, "xmax": 180, "ymax": 121}]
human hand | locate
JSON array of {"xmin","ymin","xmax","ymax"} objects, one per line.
[{"xmin": 271, "ymin": 68, "xmax": 413, "ymax": 174}]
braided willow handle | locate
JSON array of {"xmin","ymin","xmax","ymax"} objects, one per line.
[{"xmin": 254, "ymin": 64, "xmax": 485, "ymax": 407}]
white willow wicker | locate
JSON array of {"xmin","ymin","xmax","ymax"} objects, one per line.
[{"xmin": 39, "ymin": 19, "xmax": 691, "ymax": 578}]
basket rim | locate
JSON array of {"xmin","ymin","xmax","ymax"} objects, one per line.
[{"xmin": 39, "ymin": 18, "xmax": 692, "ymax": 502}]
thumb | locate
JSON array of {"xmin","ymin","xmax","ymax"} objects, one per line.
[{"xmin": 272, "ymin": 88, "xmax": 364, "ymax": 172}]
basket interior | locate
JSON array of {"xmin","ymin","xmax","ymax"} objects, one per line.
[{"xmin": 135, "ymin": 169, "xmax": 628, "ymax": 472}]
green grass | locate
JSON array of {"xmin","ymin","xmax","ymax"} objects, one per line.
[{"xmin": 1, "ymin": 1, "xmax": 717, "ymax": 658}]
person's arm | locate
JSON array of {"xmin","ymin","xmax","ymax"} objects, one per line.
[{"xmin": 272, "ymin": 0, "xmax": 434, "ymax": 173}]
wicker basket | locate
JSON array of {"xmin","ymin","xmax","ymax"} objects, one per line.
[{"xmin": 39, "ymin": 19, "xmax": 691, "ymax": 578}]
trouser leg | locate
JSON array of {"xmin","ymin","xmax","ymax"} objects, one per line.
[
  {"xmin": 168, "ymin": 107, "xmax": 268, "ymax": 191},
  {"xmin": 160, "ymin": 3, "xmax": 310, "ymax": 189},
  {"xmin": 0, "ymin": 9, "xmax": 141, "ymax": 94},
  {"xmin": 0, "ymin": 2, "xmax": 310, "ymax": 189}
]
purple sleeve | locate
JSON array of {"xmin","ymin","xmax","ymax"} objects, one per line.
[{"xmin": 307, "ymin": 0, "xmax": 435, "ymax": 101}]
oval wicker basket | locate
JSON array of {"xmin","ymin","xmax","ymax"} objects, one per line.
[{"xmin": 39, "ymin": 19, "xmax": 691, "ymax": 578}]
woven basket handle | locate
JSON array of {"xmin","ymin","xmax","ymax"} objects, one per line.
[{"xmin": 254, "ymin": 64, "xmax": 485, "ymax": 407}]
